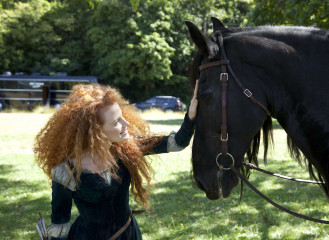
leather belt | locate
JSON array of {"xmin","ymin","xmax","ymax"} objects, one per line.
[{"xmin": 108, "ymin": 210, "xmax": 145, "ymax": 240}]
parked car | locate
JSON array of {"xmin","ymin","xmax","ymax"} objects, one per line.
[{"xmin": 134, "ymin": 96, "xmax": 183, "ymax": 112}]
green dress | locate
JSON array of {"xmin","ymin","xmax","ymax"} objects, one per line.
[{"xmin": 48, "ymin": 113, "xmax": 194, "ymax": 240}]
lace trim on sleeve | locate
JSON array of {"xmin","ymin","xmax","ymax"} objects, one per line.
[
  {"xmin": 47, "ymin": 222, "xmax": 70, "ymax": 238},
  {"xmin": 167, "ymin": 131, "xmax": 184, "ymax": 152},
  {"xmin": 51, "ymin": 163, "xmax": 76, "ymax": 191}
]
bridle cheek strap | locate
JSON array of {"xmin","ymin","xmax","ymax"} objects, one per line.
[{"xmin": 220, "ymin": 64, "xmax": 228, "ymax": 155}]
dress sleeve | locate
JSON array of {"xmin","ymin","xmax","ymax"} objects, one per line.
[
  {"xmin": 148, "ymin": 113, "xmax": 195, "ymax": 154},
  {"xmin": 47, "ymin": 164, "xmax": 75, "ymax": 240}
]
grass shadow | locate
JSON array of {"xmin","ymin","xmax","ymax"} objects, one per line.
[
  {"xmin": 138, "ymin": 159, "xmax": 329, "ymax": 239},
  {"xmin": 0, "ymin": 163, "xmax": 51, "ymax": 240}
]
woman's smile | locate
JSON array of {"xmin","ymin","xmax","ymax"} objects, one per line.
[{"xmin": 120, "ymin": 128, "xmax": 128, "ymax": 136}]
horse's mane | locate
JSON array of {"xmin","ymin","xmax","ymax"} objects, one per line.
[
  {"xmin": 189, "ymin": 25, "xmax": 329, "ymax": 197},
  {"xmin": 225, "ymin": 25, "xmax": 324, "ymax": 37}
]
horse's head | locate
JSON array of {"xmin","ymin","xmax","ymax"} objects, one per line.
[{"xmin": 186, "ymin": 18, "xmax": 273, "ymax": 200}]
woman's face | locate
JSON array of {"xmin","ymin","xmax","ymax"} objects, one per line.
[{"xmin": 99, "ymin": 103, "xmax": 130, "ymax": 143}]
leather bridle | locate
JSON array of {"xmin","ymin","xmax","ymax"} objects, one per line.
[
  {"xmin": 197, "ymin": 34, "xmax": 329, "ymax": 224},
  {"xmin": 198, "ymin": 34, "xmax": 270, "ymax": 170}
]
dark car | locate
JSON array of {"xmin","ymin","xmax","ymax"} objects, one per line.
[{"xmin": 134, "ymin": 96, "xmax": 183, "ymax": 112}]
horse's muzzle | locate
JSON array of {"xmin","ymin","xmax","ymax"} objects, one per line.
[
  {"xmin": 194, "ymin": 172, "xmax": 223, "ymax": 200},
  {"xmin": 219, "ymin": 170, "xmax": 239, "ymax": 198}
]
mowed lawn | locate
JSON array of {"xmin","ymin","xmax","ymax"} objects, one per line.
[{"xmin": 0, "ymin": 110, "xmax": 328, "ymax": 240}]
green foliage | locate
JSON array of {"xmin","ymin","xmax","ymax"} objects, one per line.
[
  {"xmin": 32, "ymin": 0, "xmax": 101, "ymax": 75},
  {"xmin": 88, "ymin": 0, "xmax": 182, "ymax": 100},
  {"xmin": 0, "ymin": 0, "xmax": 25, "ymax": 9},
  {"xmin": 0, "ymin": 0, "xmax": 97, "ymax": 75},
  {"xmin": 34, "ymin": 0, "xmax": 96, "ymax": 75},
  {"xmin": 1, "ymin": 0, "xmax": 328, "ymax": 102},
  {"xmin": 0, "ymin": 0, "xmax": 54, "ymax": 72},
  {"xmin": 248, "ymin": 0, "xmax": 329, "ymax": 28},
  {"xmin": 178, "ymin": 0, "xmax": 251, "ymax": 31},
  {"xmin": 0, "ymin": 0, "xmax": 252, "ymax": 102},
  {"xmin": 88, "ymin": 0, "xmax": 251, "ymax": 101},
  {"xmin": 129, "ymin": 0, "xmax": 140, "ymax": 11}
]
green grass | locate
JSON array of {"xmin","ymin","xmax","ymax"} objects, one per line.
[{"xmin": 0, "ymin": 110, "xmax": 328, "ymax": 239}]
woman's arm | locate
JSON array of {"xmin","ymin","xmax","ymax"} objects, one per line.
[
  {"xmin": 47, "ymin": 163, "xmax": 75, "ymax": 240},
  {"xmin": 188, "ymin": 79, "xmax": 198, "ymax": 121},
  {"xmin": 150, "ymin": 113, "xmax": 195, "ymax": 154},
  {"xmin": 143, "ymin": 80, "xmax": 199, "ymax": 154}
]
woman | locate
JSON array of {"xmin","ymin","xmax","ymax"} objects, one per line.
[{"xmin": 34, "ymin": 82, "xmax": 198, "ymax": 240}]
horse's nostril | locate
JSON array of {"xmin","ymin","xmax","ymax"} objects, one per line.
[{"xmin": 195, "ymin": 179, "xmax": 206, "ymax": 192}]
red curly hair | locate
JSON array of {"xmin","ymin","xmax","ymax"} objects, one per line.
[{"xmin": 34, "ymin": 84, "xmax": 160, "ymax": 208}]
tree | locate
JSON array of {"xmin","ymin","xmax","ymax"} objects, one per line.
[
  {"xmin": 88, "ymin": 0, "xmax": 180, "ymax": 100},
  {"xmin": 0, "ymin": 0, "xmax": 98, "ymax": 75},
  {"xmin": 0, "ymin": 0, "xmax": 252, "ymax": 102},
  {"xmin": 37, "ymin": 0, "xmax": 97, "ymax": 75},
  {"xmin": 0, "ymin": 0, "xmax": 56, "ymax": 73},
  {"xmin": 248, "ymin": 0, "xmax": 329, "ymax": 28},
  {"xmin": 88, "ymin": 0, "xmax": 251, "ymax": 101}
]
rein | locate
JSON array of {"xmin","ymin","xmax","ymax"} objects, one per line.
[
  {"xmin": 198, "ymin": 34, "xmax": 329, "ymax": 224},
  {"xmin": 243, "ymin": 162, "xmax": 324, "ymax": 184},
  {"xmin": 230, "ymin": 165, "xmax": 329, "ymax": 224}
]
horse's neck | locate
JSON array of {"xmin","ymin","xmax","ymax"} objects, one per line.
[
  {"xmin": 229, "ymin": 32, "xmax": 329, "ymax": 162},
  {"xmin": 276, "ymin": 102, "xmax": 328, "ymax": 161},
  {"xmin": 269, "ymin": 63, "xmax": 329, "ymax": 163}
]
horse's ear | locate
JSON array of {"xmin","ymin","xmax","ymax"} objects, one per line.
[
  {"xmin": 185, "ymin": 20, "xmax": 213, "ymax": 55},
  {"xmin": 211, "ymin": 17, "xmax": 227, "ymax": 32}
]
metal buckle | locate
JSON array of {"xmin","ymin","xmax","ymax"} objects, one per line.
[
  {"xmin": 220, "ymin": 73, "xmax": 228, "ymax": 82},
  {"xmin": 216, "ymin": 153, "xmax": 235, "ymax": 171},
  {"xmin": 221, "ymin": 133, "xmax": 228, "ymax": 141},
  {"xmin": 244, "ymin": 89, "xmax": 252, "ymax": 97}
]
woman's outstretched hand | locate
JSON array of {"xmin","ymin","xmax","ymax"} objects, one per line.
[{"xmin": 188, "ymin": 80, "xmax": 199, "ymax": 120}]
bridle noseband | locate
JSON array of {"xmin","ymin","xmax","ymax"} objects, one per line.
[{"xmin": 197, "ymin": 34, "xmax": 329, "ymax": 224}]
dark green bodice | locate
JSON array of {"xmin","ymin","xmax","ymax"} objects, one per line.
[{"xmin": 49, "ymin": 113, "xmax": 194, "ymax": 240}]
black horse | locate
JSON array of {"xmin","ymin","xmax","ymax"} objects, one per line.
[{"xmin": 186, "ymin": 17, "xmax": 329, "ymax": 201}]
